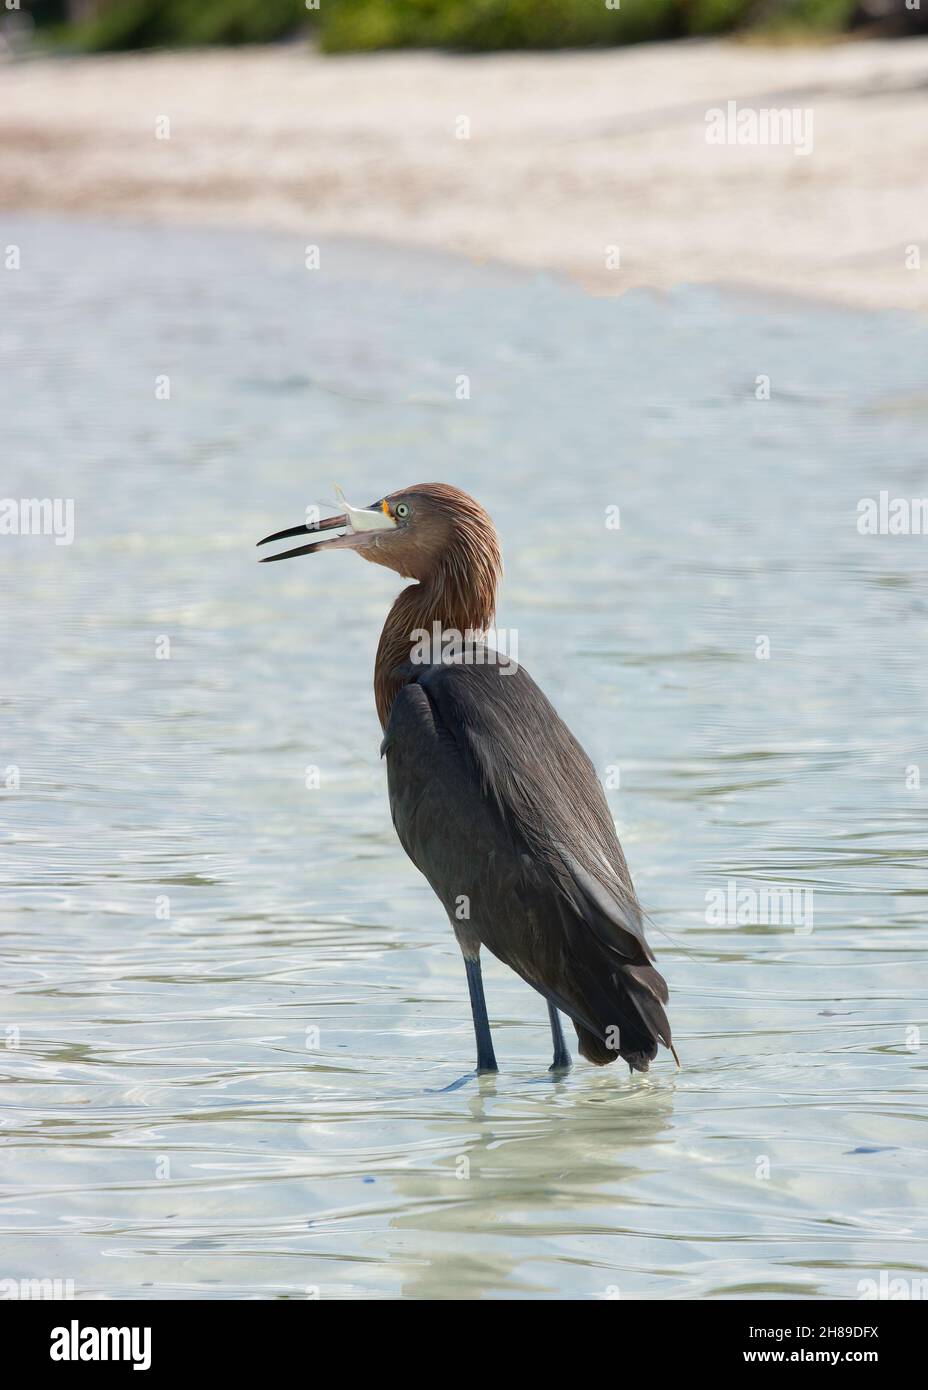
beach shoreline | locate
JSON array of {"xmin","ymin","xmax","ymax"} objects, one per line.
[{"xmin": 3, "ymin": 36, "xmax": 927, "ymax": 311}]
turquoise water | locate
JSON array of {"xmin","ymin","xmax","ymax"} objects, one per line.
[{"xmin": 1, "ymin": 215, "xmax": 926, "ymax": 1299}]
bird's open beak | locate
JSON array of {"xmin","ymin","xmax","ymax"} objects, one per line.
[{"xmin": 257, "ymin": 485, "xmax": 395, "ymax": 562}]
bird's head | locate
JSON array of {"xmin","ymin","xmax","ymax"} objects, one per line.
[{"xmin": 259, "ymin": 482, "xmax": 501, "ymax": 623}]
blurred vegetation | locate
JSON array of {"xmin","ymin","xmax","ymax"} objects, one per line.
[
  {"xmin": 321, "ymin": 0, "xmax": 674, "ymax": 51},
  {"xmin": 27, "ymin": 0, "xmax": 922, "ymax": 54},
  {"xmin": 38, "ymin": 0, "xmax": 317, "ymax": 52}
]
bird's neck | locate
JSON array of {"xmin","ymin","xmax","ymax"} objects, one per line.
[{"xmin": 374, "ymin": 566, "xmax": 496, "ymax": 729}]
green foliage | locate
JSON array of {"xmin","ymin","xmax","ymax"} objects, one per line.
[
  {"xmin": 63, "ymin": 0, "xmax": 315, "ymax": 53},
  {"xmin": 683, "ymin": 0, "xmax": 754, "ymax": 38},
  {"xmin": 318, "ymin": 0, "xmax": 860, "ymax": 51},
  {"xmin": 48, "ymin": 0, "xmax": 860, "ymax": 53},
  {"xmin": 761, "ymin": 0, "xmax": 857, "ymax": 33},
  {"xmin": 320, "ymin": 0, "xmax": 682, "ymax": 53}
]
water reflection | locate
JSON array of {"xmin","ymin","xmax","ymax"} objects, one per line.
[{"xmin": 389, "ymin": 1078, "xmax": 674, "ymax": 1300}]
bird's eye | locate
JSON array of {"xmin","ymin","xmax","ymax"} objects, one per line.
[{"xmin": 394, "ymin": 502, "xmax": 410, "ymax": 520}]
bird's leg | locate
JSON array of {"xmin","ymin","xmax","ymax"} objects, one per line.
[
  {"xmin": 463, "ymin": 954, "xmax": 498, "ymax": 1074},
  {"xmin": 547, "ymin": 1003, "xmax": 571, "ymax": 1072}
]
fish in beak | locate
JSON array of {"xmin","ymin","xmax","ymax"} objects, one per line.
[{"xmin": 257, "ymin": 484, "xmax": 396, "ymax": 562}]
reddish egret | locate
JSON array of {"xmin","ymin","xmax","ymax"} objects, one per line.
[{"xmin": 259, "ymin": 484, "xmax": 675, "ymax": 1075}]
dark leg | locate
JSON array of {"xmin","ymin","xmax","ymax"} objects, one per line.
[
  {"xmin": 548, "ymin": 1003, "xmax": 571, "ymax": 1072},
  {"xmin": 464, "ymin": 955, "xmax": 498, "ymax": 1073}
]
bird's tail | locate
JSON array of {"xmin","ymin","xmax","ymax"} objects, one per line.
[{"xmin": 574, "ymin": 962, "xmax": 675, "ymax": 1073}]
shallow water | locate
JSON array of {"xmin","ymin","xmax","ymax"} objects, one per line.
[{"xmin": 1, "ymin": 215, "xmax": 926, "ymax": 1300}]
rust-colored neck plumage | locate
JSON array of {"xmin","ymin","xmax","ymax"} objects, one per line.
[{"xmin": 373, "ymin": 502, "xmax": 501, "ymax": 729}]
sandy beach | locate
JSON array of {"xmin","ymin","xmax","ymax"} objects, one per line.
[{"xmin": 3, "ymin": 36, "xmax": 928, "ymax": 309}]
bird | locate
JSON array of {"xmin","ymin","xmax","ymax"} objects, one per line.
[{"xmin": 259, "ymin": 483, "xmax": 676, "ymax": 1076}]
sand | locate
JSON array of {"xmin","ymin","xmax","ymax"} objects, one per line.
[{"xmin": 3, "ymin": 36, "xmax": 928, "ymax": 309}]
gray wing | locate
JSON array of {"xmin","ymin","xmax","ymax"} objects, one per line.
[{"xmin": 381, "ymin": 658, "xmax": 673, "ymax": 1068}]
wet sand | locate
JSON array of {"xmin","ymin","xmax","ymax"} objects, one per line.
[{"xmin": 2, "ymin": 36, "xmax": 927, "ymax": 309}]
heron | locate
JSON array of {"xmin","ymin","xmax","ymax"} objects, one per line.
[{"xmin": 259, "ymin": 484, "xmax": 676, "ymax": 1076}]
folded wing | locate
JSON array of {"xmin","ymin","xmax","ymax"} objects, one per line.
[{"xmin": 383, "ymin": 655, "xmax": 674, "ymax": 1070}]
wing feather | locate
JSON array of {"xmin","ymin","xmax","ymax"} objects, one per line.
[{"xmin": 383, "ymin": 655, "xmax": 674, "ymax": 1069}]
